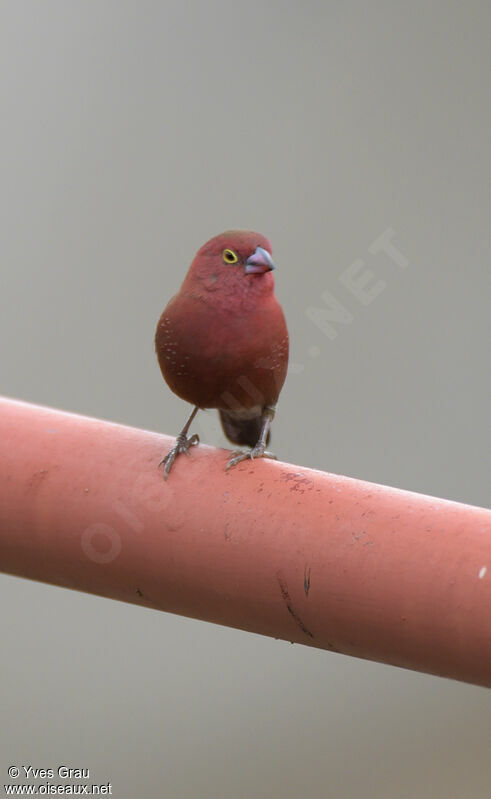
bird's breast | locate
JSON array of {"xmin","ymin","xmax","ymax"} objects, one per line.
[{"xmin": 155, "ymin": 293, "xmax": 288, "ymax": 411}]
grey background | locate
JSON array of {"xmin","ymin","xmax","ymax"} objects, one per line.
[{"xmin": 1, "ymin": 1, "xmax": 490, "ymax": 797}]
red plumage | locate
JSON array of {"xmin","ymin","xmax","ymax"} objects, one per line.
[{"xmin": 155, "ymin": 230, "xmax": 289, "ymax": 477}]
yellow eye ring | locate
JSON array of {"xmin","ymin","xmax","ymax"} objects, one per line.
[{"xmin": 222, "ymin": 248, "xmax": 239, "ymax": 264}]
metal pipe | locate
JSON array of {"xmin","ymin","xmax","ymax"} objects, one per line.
[{"xmin": 1, "ymin": 396, "xmax": 490, "ymax": 686}]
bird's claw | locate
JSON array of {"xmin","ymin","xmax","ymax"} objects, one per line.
[
  {"xmin": 226, "ymin": 446, "xmax": 277, "ymax": 470},
  {"xmin": 159, "ymin": 433, "xmax": 200, "ymax": 480}
]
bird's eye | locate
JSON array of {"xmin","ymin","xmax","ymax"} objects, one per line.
[{"xmin": 222, "ymin": 249, "xmax": 239, "ymax": 264}]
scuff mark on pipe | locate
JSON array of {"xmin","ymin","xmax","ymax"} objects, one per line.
[
  {"xmin": 277, "ymin": 573, "xmax": 313, "ymax": 638},
  {"xmin": 304, "ymin": 565, "xmax": 311, "ymax": 597}
]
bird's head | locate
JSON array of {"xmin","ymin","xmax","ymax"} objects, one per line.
[{"xmin": 182, "ymin": 230, "xmax": 276, "ymax": 308}]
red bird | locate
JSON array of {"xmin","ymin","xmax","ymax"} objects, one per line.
[{"xmin": 155, "ymin": 230, "xmax": 289, "ymax": 478}]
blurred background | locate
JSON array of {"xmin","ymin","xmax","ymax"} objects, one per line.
[{"xmin": 1, "ymin": 1, "xmax": 490, "ymax": 797}]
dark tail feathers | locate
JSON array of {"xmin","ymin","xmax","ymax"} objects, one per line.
[{"xmin": 219, "ymin": 410, "xmax": 270, "ymax": 448}]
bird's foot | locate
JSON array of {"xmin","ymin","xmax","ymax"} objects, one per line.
[
  {"xmin": 159, "ymin": 433, "xmax": 200, "ymax": 480},
  {"xmin": 226, "ymin": 445, "xmax": 277, "ymax": 471}
]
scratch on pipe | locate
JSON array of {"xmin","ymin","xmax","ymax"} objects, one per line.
[
  {"xmin": 277, "ymin": 573, "xmax": 314, "ymax": 639},
  {"xmin": 304, "ymin": 565, "xmax": 311, "ymax": 597}
]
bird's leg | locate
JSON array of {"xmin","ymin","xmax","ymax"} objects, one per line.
[
  {"xmin": 226, "ymin": 406, "xmax": 277, "ymax": 470},
  {"xmin": 159, "ymin": 406, "xmax": 200, "ymax": 480}
]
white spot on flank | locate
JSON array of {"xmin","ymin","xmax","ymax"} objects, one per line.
[{"xmin": 478, "ymin": 566, "xmax": 487, "ymax": 580}]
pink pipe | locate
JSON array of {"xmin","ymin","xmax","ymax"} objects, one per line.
[{"xmin": 0, "ymin": 396, "xmax": 490, "ymax": 686}]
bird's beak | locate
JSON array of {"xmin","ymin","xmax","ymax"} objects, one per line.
[{"xmin": 244, "ymin": 246, "xmax": 276, "ymax": 274}]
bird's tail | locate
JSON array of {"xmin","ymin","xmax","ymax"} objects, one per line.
[{"xmin": 219, "ymin": 409, "xmax": 270, "ymax": 448}]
